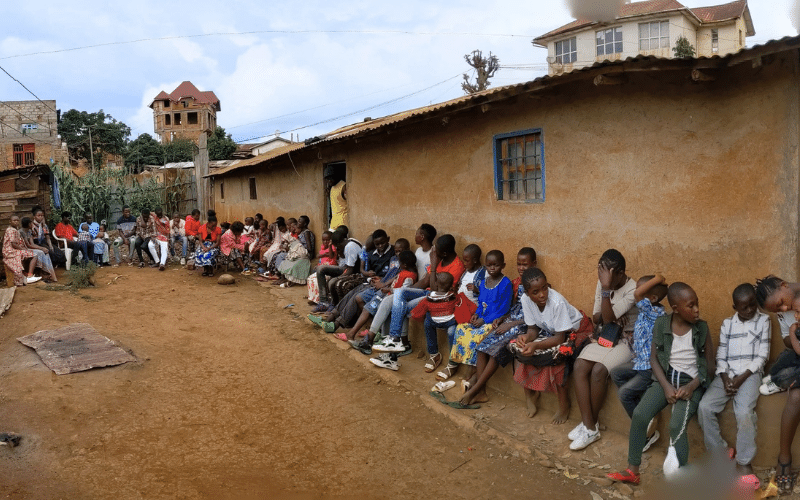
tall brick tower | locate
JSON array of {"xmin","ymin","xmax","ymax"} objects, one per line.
[{"xmin": 149, "ymin": 81, "xmax": 220, "ymax": 144}]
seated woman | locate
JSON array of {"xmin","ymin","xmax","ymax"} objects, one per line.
[
  {"xmin": 3, "ymin": 215, "xmax": 40, "ymax": 285},
  {"xmin": 510, "ymin": 268, "xmax": 593, "ymax": 424},
  {"xmin": 261, "ymin": 217, "xmax": 288, "ymax": 277},
  {"xmin": 275, "ymin": 216, "xmax": 316, "ymax": 287},
  {"xmin": 194, "ymin": 216, "xmax": 222, "ymax": 277},
  {"xmin": 19, "ymin": 217, "xmax": 58, "ymax": 282},
  {"xmin": 220, "ymin": 221, "xmax": 248, "ymax": 274},
  {"xmin": 569, "ymin": 249, "xmax": 638, "ymax": 451},
  {"xmin": 31, "ymin": 207, "xmax": 66, "ymax": 268}
]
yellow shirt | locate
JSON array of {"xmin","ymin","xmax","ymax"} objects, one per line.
[{"xmin": 329, "ymin": 180, "xmax": 348, "ymax": 229}]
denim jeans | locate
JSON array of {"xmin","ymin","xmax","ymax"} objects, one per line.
[
  {"xmin": 170, "ymin": 235, "xmax": 188, "ymax": 257},
  {"xmin": 316, "ymin": 265, "xmax": 344, "ymax": 302},
  {"xmin": 610, "ymin": 365, "xmax": 653, "ymax": 418},
  {"xmin": 389, "ymin": 288, "xmax": 429, "ymax": 339},
  {"xmin": 424, "ymin": 315, "xmax": 458, "ymax": 355}
]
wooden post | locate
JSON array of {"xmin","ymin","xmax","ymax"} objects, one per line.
[{"xmin": 194, "ymin": 132, "xmax": 209, "ymax": 216}]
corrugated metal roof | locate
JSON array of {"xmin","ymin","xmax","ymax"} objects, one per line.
[{"xmin": 210, "ymin": 35, "xmax": 800, "ymax": 179}]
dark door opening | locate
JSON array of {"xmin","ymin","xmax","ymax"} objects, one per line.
[{"xmin": 323, "ymin": 161, "xmax": 346, "ymax": 230}]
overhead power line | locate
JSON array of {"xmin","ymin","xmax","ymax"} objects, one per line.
[
  {"xmin": 0, "ymin": 29, "xmax": 537, "ymax": 61},
  {"xmin": 0, "ymin": 64, "xmax": 58, "ymax": 114}
]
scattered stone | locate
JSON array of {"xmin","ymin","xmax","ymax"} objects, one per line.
[
  {"xmin": 534, "ymin": 449, "xmax": 549, "ymax": 460},
  {"xmin": 489, "ymin": 454, "xmax": 494, "ymax": 458},
  {"xmin": 499, "ymin": 404, "xmax": 506, "ymax": 410},
  {"xmin": 538, "ymin": 426, "xmax": 546, "ymax": 435},
  {"xmin": 561, "ymin": 452, "xmax": 572, "ymax": 459},
  {"xmin": 593, "ymin": 448, "xmax": 603, "ymax": 459},
  {"xmin": 615, "ymin": 483, "xmax": 634, "ymax": 496},
  {"xmin": 590, "ymin": 491, "xmax": 604, "ymax": 500},
  {"xmin": 511, "ymin": 451, "xmax": 520, "ymax": 458},
  {"xmin": 590, "ymin": 476, "xmax": 613, "ymax": 487},
  {"xmin": 510, "ymin": 431, "xmax": 518, "ymax": 437},
  {"xmin": 599, "ymin": 464, "xmax": 611, "ymax": 470},
  {"xmin": 555, "ymin": 462, "xmax": 565, "ymax": 470},
  {"xmin": 633, "ymin": 491, "xmax": 645, "ymax": 498},
  {"xmin": 217, "ymin": 274, "xmax": 235, "ymax": 285},
  {"xmin": 539, "ymin": 460, "xmax": 554, "ymax": 468}
]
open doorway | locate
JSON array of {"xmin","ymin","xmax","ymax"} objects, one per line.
[{"xmin": 323, "ymin": 161, "xmax": 347, "ymax": 230}]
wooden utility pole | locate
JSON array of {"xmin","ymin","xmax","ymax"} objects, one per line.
[{"xmin": 194, "ymin": 132, "xmax": 209, "ymax": 215}]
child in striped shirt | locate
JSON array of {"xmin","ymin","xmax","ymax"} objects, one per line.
[{"xmin": 697, "ymin": 283, "xmax": 770, "ymax": 477}]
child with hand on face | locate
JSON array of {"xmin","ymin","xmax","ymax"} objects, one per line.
[
  {"xmin": 698, "ymin": 283, "xmax": 769, "ymax": 478},
  {"xmin": 607, "ymin": 282, "xmax": 714, "ymax": 485},
  {"xmin": 318, "ymin": 231, "xmax": 337, "ymax": 266}
]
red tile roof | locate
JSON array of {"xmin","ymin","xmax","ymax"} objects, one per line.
[
  {"xmin": 149, "ymin": 81, "xmax": 220, "ymax": 110},
  {"xmin": 690, "ymin": 0, "xmax": 746, "ymax": 22}
]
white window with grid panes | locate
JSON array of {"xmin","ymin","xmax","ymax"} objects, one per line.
[
  {"xmin": 494, "ymin": 130, "xmax": 544, "ymax": 202},
  {"xmin": 554, "ymin": 37, "xmax": 577, "ymax": 64},
  {"xmin": 596, "ymin": 27, "xmax": 623, "ymax": 56},
  {"xmin": 638, "ymin": 21, "xmax": 669, "ymax": 51}
]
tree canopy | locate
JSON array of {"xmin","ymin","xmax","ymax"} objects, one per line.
[
  {"xmin": 163, "ymin": 138, "xmax": 196, "ymax": 163},
  {"xmin": 124, "ymin": 133, "xmax": 165, "ymax": 172},
  {"xmin": 58, "ymin": 109, "xmax": 131, "ymax": 165},
  {"xmin": 207, "ymin": 126, "xmax": 238, "ymax": 161}
]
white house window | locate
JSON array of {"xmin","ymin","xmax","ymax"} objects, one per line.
[
  {"xmin": 596, "ymin": 27, "xmax": 623, "ymax": 56},
  {"xmin": 494, "ymin": 129, "xmax": 544, "ymax": 202},
  {"xmin": 711, "ymin": 29, "xmax": 719, "ymax": 53},
  {"xmin": 554, "ymin": 37, "xmax": 577, "ymax": 64},
  {"xmin": 639, "ymin": 21, "xmax": 669, "ymax": 51}
]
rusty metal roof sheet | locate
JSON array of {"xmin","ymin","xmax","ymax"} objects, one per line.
[{"xmin": 211, "ymin": 35, "xmax": 800, "ymax": 179}]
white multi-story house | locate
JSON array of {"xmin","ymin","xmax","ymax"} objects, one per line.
[{"xmin": 533, "ymin": 0, "xmax": 755, "ymax": 75}]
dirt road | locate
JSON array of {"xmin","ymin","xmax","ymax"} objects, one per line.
[{"xmin": 0, "ymin": 265, "xmax": 595, "ymax": 499}]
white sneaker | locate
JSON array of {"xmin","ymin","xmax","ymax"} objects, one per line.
[
  {"xmin": 26, "ymin": 276, "xmax": 42, "ymax": 284},
  {"xmin": 568, "ymin": 422, "xmax": 585, "ymax": 441},
  {"xmin": 370, "ymin": 353, "xmax": 399, "ymax": 371},
  {"xmin": 373, "ymin": 337, "xmax": 405, "ymax": 353},
  {"xmin": 762, "ymin": 374, "xmax": 772, "ymax": 385},
  {"xmin": 642, "ymin": 430, "xmax": 660, "ymax": 453},
  {"xmin": 570, "ymin": 426, "xmax": 601, "ymax": 451},
  {"xmin": 760, "ymin": 380, "xmax": 785, "ymax": 396},
  {"xmin": 180, "ymin": 258, "xmax": 186, "ymax": 266},
  {"xmin": 646, "ymin": 417, "xmax": 657, "ymax": 437}
]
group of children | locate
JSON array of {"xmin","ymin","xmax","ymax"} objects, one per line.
[{"xmin": 299, "ymin": 221, "xmax": 800, "ymax": 493}]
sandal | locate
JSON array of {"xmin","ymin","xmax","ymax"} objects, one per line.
[
  {"xmin": 424, "ymin": 352, "xmax": 443, "ymax": 373},
  {"xmin": 333, "ymin": 333, "xmax": 348, "ymax": 342},
  {"xmin": 776, "ymin": 461, "xmax": 795, "ymax": 493},
  {"xmin": 436, "ymin": 363, "xmax": 459, "ymax": 381},
  {"xmin": 606, "ymin": 468, "xmax": 641, "ymax": 485},
  {"xmin": 431, "ymin": 380, "xmax": 456, "ymax": 393}
]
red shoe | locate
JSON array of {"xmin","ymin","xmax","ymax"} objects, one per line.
[{"xmin": 607, "ymin": 468, "xmax": 640, "ymax": 485}]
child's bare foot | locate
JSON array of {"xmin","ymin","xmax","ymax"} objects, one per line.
[
  {"xmin": 470, "ymin": 389, "xmax": 489, "ymax": 404},
  {"xmin": 525, "ymin": 390, "xmax": 539, "ymax": 418},
  {"xmin": 551, "ymin": 410, "xmax": 569, "ymax": 425}
]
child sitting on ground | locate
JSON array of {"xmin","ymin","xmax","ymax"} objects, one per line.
[
  {"xmin": 607, "ymin": 282, "xmax": 714, "ymax": 485},
  {"xmin": 698, "ymin": 283, "xmax": 769, "ymax": 478},
  {"xmin": 510, "ymin": 267, "xmax": 593, "ymax": 423},
  {"xmin": 411, "ymin": 272, "xmax": 458, "ymax": 372},
  {"xmin": 609, "ymin": 274, "xmax": 668, "ymax": 452},
  {"xmin": 458, "ymin": 247, "xmax": 537, "ymax": 404},
  {"xmin": 754, "ymin": 276, "xmax": 800, "ymax": 492},
  {"xmin": 346, "ymin": 248, "xmax": 416, "ymax": 348},
  {"xmin": 446, "ymin": 250, "xmax": 513, "ymax": 387}
]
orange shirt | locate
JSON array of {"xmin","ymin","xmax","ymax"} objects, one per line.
[{"xmin": 185, "ymin": 215, "xmax": 201, "ymax": 237}]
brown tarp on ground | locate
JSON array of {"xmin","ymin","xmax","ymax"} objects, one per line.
[{"xmin": 17, "ymin": 323, "xmax": 136, "ymax": 375}]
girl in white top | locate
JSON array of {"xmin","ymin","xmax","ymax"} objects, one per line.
[
  {"xmin": 458, "ymin": 244, "xmax": 484, "ymax": 305},
  {"xmin": 512, "ymin": 268, "xmax": 593, "ymax": 425}
]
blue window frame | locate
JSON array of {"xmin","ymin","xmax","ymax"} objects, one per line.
[{"xmin": 493, "ymin": 129, "xmax": 545, "ymax": 202}]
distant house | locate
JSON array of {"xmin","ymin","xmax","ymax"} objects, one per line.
[
  {"xmin": 0, "ymin": 100, "xmax": 67, "ymax": 172},
  {"xmin": 149, "ymin": 81, "xmax": 220, "ymax": 144},
  {"xmin": 232, "ymin": 136, "xmax": 294, "ymax": 160},
  {"xmin": 533, "ymin": 0, "xmax": 755, "ymax": 75}
]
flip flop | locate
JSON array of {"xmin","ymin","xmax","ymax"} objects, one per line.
[
  {"xmin": 429, "ymin": 391, "xmax": 481, "ymax": 409},
  {"xmin": 307, "ymin": 314, "xmax": 325, "ymax": 327},
  {"xmin": 431, "ymin": 381, "xmax": 456, "ymax": 393},
  {"xmin": 334, "ymin": 333, "xmax": 348, "ymax": 342}
]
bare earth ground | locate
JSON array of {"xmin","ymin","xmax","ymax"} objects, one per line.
[{"xmin": 0, "ymin": 264, "xmax": 606, "ymax": 500}]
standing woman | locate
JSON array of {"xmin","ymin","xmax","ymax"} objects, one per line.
[
  {"xmin": 194, "ymin": 216, "xmax": 222, "ymax": 277},
  {"xmin": 31, "ymin": 207, "xmax": 66, "ymax": 268},
  {"xmin": 3, "ymin": 215, "xmax": 40, "ymax": 285}
]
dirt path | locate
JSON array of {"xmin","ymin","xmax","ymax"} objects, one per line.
[{"xmin": 0, "ymin": 265, "xmax": 596, "ymax": 500}]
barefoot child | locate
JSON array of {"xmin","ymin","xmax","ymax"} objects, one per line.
[
  {"xmin": 698, "ymin": 283, "xmax": 769, "ymax": 477},
  {"xmin": 607, "ymin": 282, "xmax": 714, "ymax": 485},
  {"xmin": 511, "ymin": 268, "xmax": 592, "ymax": 424},
  {"xmin": 447, "ymin": 250, "xmax": 513, "ymax": 388},
  {"xmin": 458, "ymin": 247, "xmax": 537, "ymax": 404},
  {"xmin": 754, "ymin": 276, "xmax": 800, "ymax": 492},
  {"xmin": 609, "ymin": 274, "xmax": 669, "ymax": 452}
]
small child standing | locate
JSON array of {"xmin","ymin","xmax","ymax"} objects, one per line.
[
  {"xmin": 607, "ymin": 282, "xmax": 714, "ymax": 485},
  {"xmin": 92, "ymin": 224, "xmax": 110, "ymax": 266},
  {"xmin": 318, "ymin": 231, "xmax": 337, "ymax": 266},
  {"xmin": 698, "ymin": 283, "xmax": 769, "ymax": 476},
  {"xmin": 411, "ymin": 272, "xmax": 459, "ymax": 372},
  {"xmin": 610, "ymin": 274, "xmax": 668, "ymax": 451}
]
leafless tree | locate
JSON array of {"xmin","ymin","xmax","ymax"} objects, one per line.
[{"xmin": 462, "ymin": 50, "xmax": 500, "ymax": 94}]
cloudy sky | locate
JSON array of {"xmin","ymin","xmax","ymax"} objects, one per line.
[{"xmin": 0, "ymin": 0, "xmax": 795, "ymax": 145}]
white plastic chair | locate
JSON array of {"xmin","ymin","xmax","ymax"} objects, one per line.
[{"xmin": 53, "ymin": 235, "xmax": 73, "ymax": 270}]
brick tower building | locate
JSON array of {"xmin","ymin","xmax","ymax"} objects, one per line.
[{"xmin": 149, "ymin": 81, "xmax": 220, "ymax": 144}]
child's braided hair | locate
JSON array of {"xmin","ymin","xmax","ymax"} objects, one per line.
[
  {"xmin": 755, "ymin": 275, "xmax": 784, "ymax": 308},
  {"xmin": 522, "ymin": 267, "xmax": 547, "ymax": 290}
]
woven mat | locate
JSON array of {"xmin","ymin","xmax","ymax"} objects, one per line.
[{"xmin": 18, "ymin": 323, "xmax": 136, "ymax": 375}]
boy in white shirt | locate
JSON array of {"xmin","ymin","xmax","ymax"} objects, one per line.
[{"xmin": 697, "ymin": 284, "xmax": 770, "ymax": 475}]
